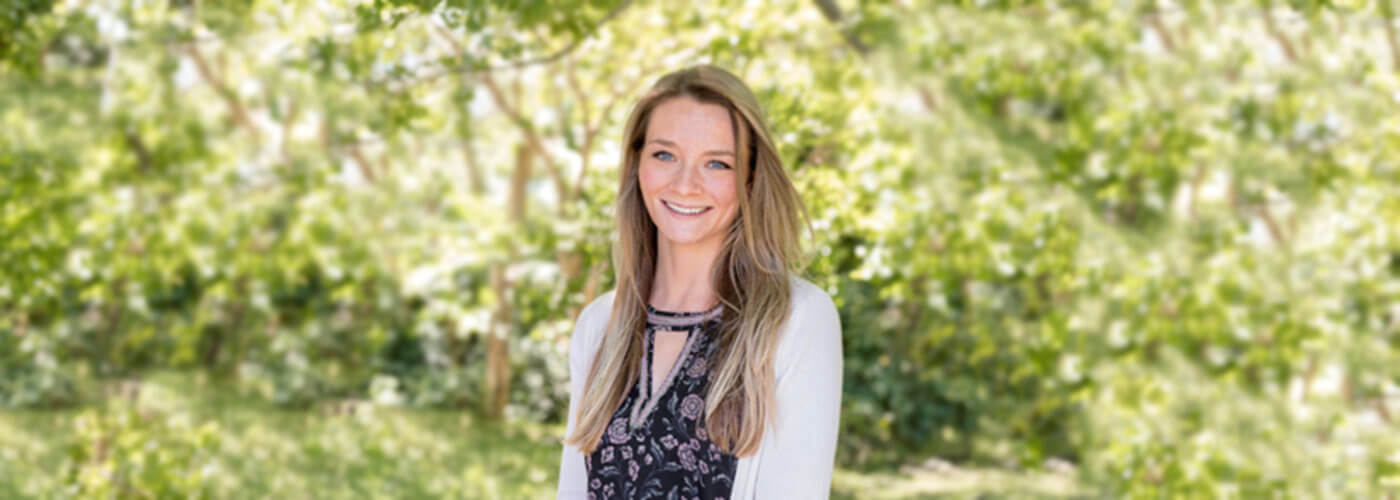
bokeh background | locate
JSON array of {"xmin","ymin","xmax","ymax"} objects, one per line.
[{"xmin": 3, "ymin": 0, "xmax": 1399, "ymax": 497}]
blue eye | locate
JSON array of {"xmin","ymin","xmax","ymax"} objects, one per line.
[
  {"xmin": 652, "ymin": 151, "xmax": 675, "ymax": 162},
  {"xmin": 707, "ymin": 160, "xmax": 733, "ymax": 170}
]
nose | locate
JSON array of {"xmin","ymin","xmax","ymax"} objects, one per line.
[{"xmin": 672, "ymin": 161, "xmax": 703, "ymax": 194}]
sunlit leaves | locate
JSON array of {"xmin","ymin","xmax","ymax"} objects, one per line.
[{"xmin": 2, "ymin": 0, "xmax": 1398, "ymax": 496}]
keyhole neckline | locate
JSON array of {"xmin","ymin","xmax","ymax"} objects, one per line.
[{"xmin": 645, "ymin": 302, "xmax": 723, "ymax": 329}]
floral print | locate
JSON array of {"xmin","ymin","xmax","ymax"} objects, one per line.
[
  {"xmin": 678, "ymin": 440, "xmax": 699, "ymax": 471},
  {"xmin": 681, "ymin": 394, "xmax": 704, "ymax": 420},
  {"xmin": 608, "ymin": 418, "xmax": 630, "ymax": 445},
  {"xmin": 687, "ymin": 357, "xmax": 708, "ymax": 378},
  {"xmin": 586, "ymin": 306, "xmax": 737, "ymax": 499}
]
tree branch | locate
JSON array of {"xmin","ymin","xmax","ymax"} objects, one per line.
[
  {"xmin": 1260, "ymin": 1, "xmax": 1299, "ymax": 63},
  {"xmin": 182, "ymin": 43, "xmax": 260, "ymax": 139},
  {"xmin": 1188, "ymin": 166, "xmax": 1206, "ymax": 221},
  {"xmin": 434, "ymin": 25, "xmax": 568, "ymax": 208},
  {"xmin": 479, "ymin": 70, "xmax": 568, "ymax": 208},
  {"xmin": 813, "ymin": 0, "xmax": 871, "ymax": 56},
  {"xmin": 510, "ymin": 143, "xmax": 532, "ymax": 221},
  {"xmin": 345, "ymin": 142, "xmax": 377, "ymax": 183},
  {"xmin": 1381, "ymin": 0, "xmax": 1400, "ymax": 73},
  {"xmin": 122, "ymin": 127, "xmax": 153, "ymax": 172},
  {"xmin": 917, "ymin": 84, "xmax": 938, "ymax": 112},
  {"xmin": 1147, "ymin": 10, "xmax": 1176, "ymax": 53},
  {"xmin": 280, "ymin": 98, "xmax": 298, "ymax": 164},
  {"xmin": 461, "ymin": 139, "xmax": 487, "ymax": 195},
  {"xmin": 565, "ymin": 61, "xmax": 596, "ymax": 205},
  {"xmin": 393, "ymin": 0, "xmax": 634, "ymax": 86},
  {"xmin": 569, "ymin": 66, "xmax": 653, "ymax": 202},
  {"xmin": 565, "ymin": 59, "xmax": 593, "ymax": 133},
  {"xmin": 1257, "ymin": 201, "xmax": 1288, "ymax": 245}
]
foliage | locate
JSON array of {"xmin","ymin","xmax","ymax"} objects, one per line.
[
  {"xmin": 0, "ymin": 373, "xmax": 571, "ymax": 498},
  {"xmin": 2, "ymin": 0, "xmax": 1398, "ymax": 495},
  {"xmin": 0, "ymin": 0, "xmax": 56, "ymax": 74},
  {"xmin": 0, "ymin": 372, "xmax": 1078, "ymax": 498}
]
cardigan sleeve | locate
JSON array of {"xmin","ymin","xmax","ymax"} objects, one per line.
[
  {"xmin": 557, "ymin": 292, "xmax": 613, "ymax": 499},
  {"xmin": 750, "ymin": 279, "xmax": 844, "ymax": 498}
]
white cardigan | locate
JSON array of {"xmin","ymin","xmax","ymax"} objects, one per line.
[{"xmin": 557, "ymin": 276, "xmax": 843, "ymax": 499}]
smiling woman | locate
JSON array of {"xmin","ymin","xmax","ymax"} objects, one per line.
[
  {"xmin": 557, "ymin": 65, "xmax": 843, "ymax": 499},
  {"xmin": 640, "ymin": 97, "xmax": 741, "ymax": 248}
]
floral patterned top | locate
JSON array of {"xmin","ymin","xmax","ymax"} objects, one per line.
[{"xmin": 585, "ymin": 303, "xmax": 738, "ymax": 499}]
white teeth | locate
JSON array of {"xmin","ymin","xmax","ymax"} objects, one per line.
[{"xmin": 663, "ymin": 201, "xmax": 707, "ymax": 215}]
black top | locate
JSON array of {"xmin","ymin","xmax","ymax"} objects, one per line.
[{"xmin": 585, "ymin": 304, "xmax": 738, "ymax": 499}]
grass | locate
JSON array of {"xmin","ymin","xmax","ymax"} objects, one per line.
[
  {"xmin": 831, "ymin": 466, "xmax": 1083, "ymax": 499},
  {"xmin": 0, "ymin": 371, "xmax": 1081, "ymax": 499}
]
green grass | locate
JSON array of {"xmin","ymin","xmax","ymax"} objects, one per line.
[
  {"xmin": 0, "ymin": 371, "xmax": 1080, "ymax": 499},
  {"xmin": 831, "ymin": 466, "xmax": 1083, "ymax": 499}
]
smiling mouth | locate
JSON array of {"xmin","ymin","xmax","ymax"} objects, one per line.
[{"xmin": 662, "ymin": 200, "xmax": 711, "ymax": 216}]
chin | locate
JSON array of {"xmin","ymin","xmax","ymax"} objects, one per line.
[{"xmin": 655, "ymin": 228, "xmax": 715, "ymax": 247}]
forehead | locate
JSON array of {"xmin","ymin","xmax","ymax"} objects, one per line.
[{"xmin": 645, "ymin": 96, "xmax": 735, "ymax": 150}]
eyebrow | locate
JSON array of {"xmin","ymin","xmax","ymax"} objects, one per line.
[{"xmin": 647, "ymin": 138, "xmax": 734, "ymax": 158}]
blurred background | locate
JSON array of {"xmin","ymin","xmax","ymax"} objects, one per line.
[{"xmin": 3, "ymin": 0, "xmax": 1399, "ymax": 497}]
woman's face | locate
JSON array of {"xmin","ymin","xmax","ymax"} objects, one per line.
[{"xmin": 638, "ymin": 96, "xmax": 740, "ymax": 250}]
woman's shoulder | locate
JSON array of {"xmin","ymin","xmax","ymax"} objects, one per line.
[
  {"xmin": 575, "ymin": 290, "xmax": 616, "ymax": 334},
  {"xmin": 786, "ymin": 275, "xmax": 836, "ymax": 319},
  {"xmin": 786, "ymin": 275, "xmax": 839, "ymax": 337},
  {"xmin": 774, "ymin": 275, "xmax": 841, "ymax": 378},
  {"xmin": 569, "ymin": 290, "xmax": 616, "ymax": 362},
  {"xmin": 579, "ymin": 290, "xmax": 616, "ymax": 322}
]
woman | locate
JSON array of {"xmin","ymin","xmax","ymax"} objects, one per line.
[{"xmin": 556, "ymin": 65, "xmax": 843, "ymax": 499}]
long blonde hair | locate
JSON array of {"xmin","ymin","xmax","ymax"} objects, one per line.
[{"xmin": 565, "ymin": 65, "xmax": 808, "ymax": 457}]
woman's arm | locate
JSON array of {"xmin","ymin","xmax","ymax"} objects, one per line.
[
  {"xmin": 751, "ymin": 281, "xmax": 844, "ymax": 498},
  {"xmin": 555, "ymin": 344, "xmax": 589, "ymax": 499},
  {"xmin": 557, "ymin": 293, "xmax": 611, "ymax": 499}
]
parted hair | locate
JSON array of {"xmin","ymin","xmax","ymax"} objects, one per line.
[{"xmin": 564, "ymin": 64, "xmax": 809, "ymax": 457}]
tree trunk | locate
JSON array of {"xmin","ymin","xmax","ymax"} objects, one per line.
[
  {"xmin": 1382, "ymin": 0, "xmax": 1400, "ymax": 73},
  {"xmin": 483, "ymin": 144, "xmax": 534, "ymax": 418},
  {"xmin": 485, "ymin": 264, "xmax": 512, "ymax": 419}
]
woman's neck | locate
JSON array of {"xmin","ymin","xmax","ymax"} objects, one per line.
[{"xmin": 650, "ymin": 237, "xmax": 723, "ymax": 312}]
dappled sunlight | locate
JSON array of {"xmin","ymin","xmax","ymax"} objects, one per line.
[{"xmin": 4, "ymin": 0, "xmax": 1398, "ymax": 496}]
